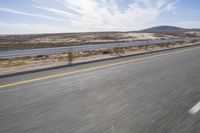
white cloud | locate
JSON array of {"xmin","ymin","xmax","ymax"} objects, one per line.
[
  {"xmin": 156, "ymin": 0, "xmax": 169, "ymax": 8},
  {"xmin": 165, "ymin": 0, "xmax": 179, "ymax": 12},
  {"xmin": 0, "ymin": 7, "xmax": 35, "ymax": 16},
  {"xmin": 0, "ymin": 7, "xmax": 62, "ymax": 21},
  {"xmin": 35, "ymin": 5, "xmax": 75, "ymax": 19},
  {"xmin": 34, "ymin": 0, "xmax": 179, "ymax": 31},
  {"xmin": 0, "ymin": 21, "xmax": 70, "ymax": 34},
  {"xmin": 1, "ymin": 0, "xmax": 181, "ymax": 34}
]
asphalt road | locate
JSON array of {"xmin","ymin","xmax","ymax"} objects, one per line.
[{"xmin": 1, "ymin": 46, "xmax": 200, "ymax": 133}]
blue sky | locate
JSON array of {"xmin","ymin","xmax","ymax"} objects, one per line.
[{"xmin": 0, "ymin": 0, "xmax": 199, "ymax": 34}]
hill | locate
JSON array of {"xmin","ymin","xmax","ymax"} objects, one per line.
[{"xmin": 141, "ymin": 26, "xmax": 200, "ymax": 33}]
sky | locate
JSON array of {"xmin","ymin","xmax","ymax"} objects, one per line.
[{"xmin": 0, "ymin": 0, "xmax": 199, "ymax": 34}]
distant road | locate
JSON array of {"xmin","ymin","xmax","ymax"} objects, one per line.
[
  {"xmin": 1, "ymin": 45, "xmax": 200, "ymax": 132},
  {"xmin": 1, "ymin": 37, "xmax": 200, "ymax": 59}
]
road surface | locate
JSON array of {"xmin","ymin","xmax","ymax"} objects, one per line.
[{"xmin": 1, "ymin": 45, "xmax": 200, "ymax": 133}]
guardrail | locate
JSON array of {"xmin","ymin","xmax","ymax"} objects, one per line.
[{"xmin": 0, "ymin": 37, "xmax": 200, "ymax": 59}]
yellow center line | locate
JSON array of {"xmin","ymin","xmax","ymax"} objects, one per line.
[{"xmin": 0, "ymin": 46, "xmax": 199, "ymax": 89}]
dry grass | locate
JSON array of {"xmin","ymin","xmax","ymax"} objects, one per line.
[{"xmin": 0, "ymin": 59, "xmax": 27, "ymax": 67}]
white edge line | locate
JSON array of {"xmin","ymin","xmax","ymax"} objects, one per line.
[{"xmin": 189, "ymin": 101, "xmax": 200, "ymax": 115}]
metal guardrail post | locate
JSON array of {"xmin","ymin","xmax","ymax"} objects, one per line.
[
  {"xmin": 68, "ymin": 48, "xmax": 73, "ymax": 65},
  {"xmin": 113, "ymin": 43, "xmax": 119, "ymax": 55},
  {"xmin": 115, "ymin": 44, "xmax": 121, "ymax": 56},
  {"xmin": 144, "ymin": 41, "xmax": 149, "ymax": 51}
]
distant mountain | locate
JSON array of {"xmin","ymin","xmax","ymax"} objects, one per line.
[{"xmin": 141, "ymin": 26, "xmax": 200, "ymax": 33}]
